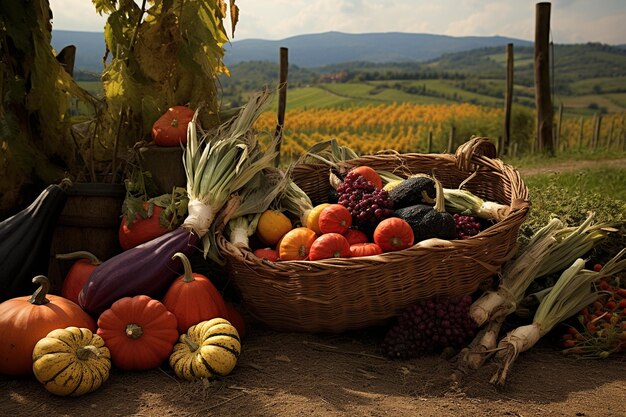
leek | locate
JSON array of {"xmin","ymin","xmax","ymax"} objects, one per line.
[
  {"xmin": 490, "ymin": 248, "xmax": 626, "ymax": 385},
  {"xmin": 181, "ymin": 90, "xmax": 278, "ymax": 255},
  {"xmin": 461, "ymin": 213, "xmax": 615, "ymax": 370}
]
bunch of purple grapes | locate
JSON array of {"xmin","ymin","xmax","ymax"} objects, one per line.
[
  {"xmin": 336, "ymin": 171, "xmax": 394, "ymax": 230},
  {"xmin": 453, "ymin": 214, "xmax": 482, "ymax": 239},
  {"xmin": 381, "ymin": 295, "xmax": 477, "ymax": 359}
]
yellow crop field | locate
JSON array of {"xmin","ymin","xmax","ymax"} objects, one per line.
[
  {"xmin": 255, "ymin": 103, "xmax": 625, "ymax": 160},
  {"xmin": 255, "ymin": 103, "xmax": 506, "ymax": 160}
]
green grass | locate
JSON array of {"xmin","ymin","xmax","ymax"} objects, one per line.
[
  {"xmin": 524, "ymin": 166, "xmax": 626, "ymax": 202},
  {"xmin": 77, "ymin": 81, "xmax": 103, "ymax": 97},
  {"xmin": 558, "ymin": 94, "xmax": 626, "ymax": 113},
  {"xmin": 569, "ymin": 76, "xmax": 626, "ymax": 95},
  {"xmin": 281, "ymin": 87, "xmax": 360, "ymax": 109},
  {"xmin": 520, "ymin": 165, "xmax": 626, "ymax": 266},
  {"xmin": 504, "ymin": 149, "xmax": 626, "ymax": 170}
]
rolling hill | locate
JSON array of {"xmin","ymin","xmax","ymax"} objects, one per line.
[
  {"xmin": 51, "ymin": 30, "xmax": 532, "ymax": 72},
  {"xmin": 221, "ymin": 31, "xmax": 532, "ymax": 67}
]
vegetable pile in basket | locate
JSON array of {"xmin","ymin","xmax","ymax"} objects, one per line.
[{"xmin": 245, "ymin": 159, "xmax": 509, "ymax": 263}]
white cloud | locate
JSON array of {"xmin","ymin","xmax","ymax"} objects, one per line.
[{"xmin": 48, "ymin": 0, "xmax": 626, "ymax": 44}]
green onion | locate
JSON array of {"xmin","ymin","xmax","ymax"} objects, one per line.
[{"xmin": 490, "ymin": 248, "xmax": 626, "ymax": 386}]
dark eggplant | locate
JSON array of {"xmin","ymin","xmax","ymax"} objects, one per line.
[
  {"xmin": 388, "ymin": 175, "xmax": 436, "ymax": 210},
  {"xmin": 394, "ymin": 179, "xmax": 456, "ymax": 243},
  {"xmin": 78, "ymin": 227, "xmax": 200, "ymax": 315},
  {"xmin": 0, "ymin": 180, "xmax": 70, "ymax": 301}
]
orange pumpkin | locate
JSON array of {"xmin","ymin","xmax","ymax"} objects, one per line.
[
  {"xmin": 309, "ymin": 233, "xmax": 351, "ymax": 261},
  {"xmin": 253, "ymin": 247, "xmax": 279, "ymax": 262},
  {"xmin": 349, "ymin": 243, "xmax": 383, "ymax": 258},
  {"xmin": 373, "ymin": 218, "xmax": 414, "ymax": 252},
  {"xmin": 97, "ymin": 295, "xmax": 178, "ymax": 371},
  {"xmin": 0, "ymin": 276, "xmax": 97, "ymax": 375},
  {"xmin": 151, "ymin": 106, "xmax": 195, "ymax": 146},
  {"xmin": 162, "ymin": 253, "xmax": 228, "ymax": 333},
  {"xmin": 343, "ymin": 228, "xmax": 369, "ymax": 245},
  {"xmin": 58, "ymin": 251, "xmax": 102, "ymax": 305},
  {"xmin": 318, "ymin": 204, "xmax": 352, "ymax": 234},
  {"xmin": 349, "ymin": 166, "xmax": 383, "ymax": 189},
  {"xmin": 278, "ymin": 227, "xmax": 317, "ymax": 261}
]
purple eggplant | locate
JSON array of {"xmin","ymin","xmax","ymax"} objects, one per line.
[{"xmin": 79, "ymin": 227, "xmax": 200, "ymax": 315}]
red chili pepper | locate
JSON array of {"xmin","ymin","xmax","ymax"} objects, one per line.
[{"xmin": 593, "ymin": 263, "xmax": 603, "ymax": 272}]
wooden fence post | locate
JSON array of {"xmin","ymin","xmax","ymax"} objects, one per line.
[
  {"xmin": 446, "ymin": 126, "xmax": 455, "ymax": 153},
  {"xmin": 274, "ymin": 47, "xmax": 289, "ymax": 167},
  {"xmin": 503, "ymin": 43, "xmax": 514, "ymax": 156},
  {"xmin": 427, "ymin": 130, "xmax": 433, "ymax": 153},
  {"xmin": 607, "ymin": 117, "xmax": 615, "ymax": 150},
  {"xmin": 592, "ymin": 112, "xmax": 602, "ymax": 150},
  {"xmin": 555, "ymin": 102, "xmax": 563, "ymax": 150},
  {"xmin": 577, "ymin": 116, "xmax": 584, "ymax": 149},
  {"xmin": 534, "ymin": 2, "xmax": 554, "ymax": 156}
]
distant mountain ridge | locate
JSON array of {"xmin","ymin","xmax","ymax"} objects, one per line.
[
  {"xmin": 222, "ymin": 31, "xmax": 533, "ymax": 67},
  {"xmin": 51, "ymin": 30, "xmax": 533, "ymax": 72}
]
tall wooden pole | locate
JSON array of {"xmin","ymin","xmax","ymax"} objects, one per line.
[
  {"xmin": 274, "ymin": 47, "xmax": 289, "ymax": 167},
  {"xmin": 503, "ymin": 43, "xmax": 514, "ymax": 156},
  {"xmin": 534, "ymin": 2, "xmax": 554, "ymax": 156}
]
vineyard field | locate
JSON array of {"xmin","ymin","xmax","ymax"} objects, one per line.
[{"xmin": 256, "ymin": 102, "xmax": 625, "ymax": 163}]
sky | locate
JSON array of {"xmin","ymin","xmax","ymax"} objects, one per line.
[{"xmin": 48, "ymin": 0, "xmax": 626, "ymax": 44}]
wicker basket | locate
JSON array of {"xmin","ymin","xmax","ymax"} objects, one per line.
[{"xmin": 217, "ymin": 138, "xmax": 530, "ymax": 333}]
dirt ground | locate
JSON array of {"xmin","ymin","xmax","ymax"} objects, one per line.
[
  {"xmin": 1, "ymin": 320, "xmax": 625, "ymax": 417},
  {"xmin": 2, "ymin": 158, "xmax": 625, "ymax": 417}
]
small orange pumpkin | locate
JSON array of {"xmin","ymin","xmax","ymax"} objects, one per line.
[
  {"xmin": 343, "ymin": 228, "xmax": 369, "ymax": 245},
  {"xmin": 309, "ymin": 233, "xmax": 351, "ymax": 261},
  {"xmin": 97, "ymin": 295, "xmax": 178, "ymax": 371},
  {"xmin": 278, "ymin": 227, "xmax": 317, "ymax": 261},
  {"xmin": 318, "ymin": 204, "xmax": 352, "ymax": 234},
  {"xmin": 349, "ymin": 243, "xmax": 383, "ymax": 258},
  {"xmin": 162, "ymin": 253, "xmax": 228, "ymax": 333},
  {"xmin": 151, "ymin": 106, "xmax": 195, "ymax": 146},
  {"xmin": 373, "ymin": 218, "xmax": 414, "ymax": 252},
  {"xmin": 253, "ymin": 247, "xmax": 279, "ymax": 262},
  {"xmin": 0, "ymin": 276, "xmax": 97, "ymax": 375},
  {"xmin": 349, "ymin": 166, "xmax": 383, "ymax": 189}
]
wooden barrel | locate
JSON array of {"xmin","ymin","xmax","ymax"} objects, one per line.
[
  {"xmin": 48, "ymin": 183, "xmax": 125, "ymax": 294},
  {"xmin": 138, "ymin": 145, "xmax": 186, "ymax": 195}
]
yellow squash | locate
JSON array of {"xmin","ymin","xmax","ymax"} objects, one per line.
[
  {"xmin": 169, "ymin": 318, "xmax": 241, "ymax": 381},
  {"xmin": 32, "ymin": 326, "xmax": 111, "ymax": 396}
]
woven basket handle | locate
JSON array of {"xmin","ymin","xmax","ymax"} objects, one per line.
[{"xmin": 454, "ymin": 136, "xmax": 497, "ymax": 172}]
